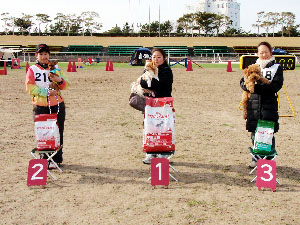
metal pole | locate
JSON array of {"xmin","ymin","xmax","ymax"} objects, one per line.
[
  {"xmin": 159, "ymin": 3, "xmax": 161, "ymax": 37},
  {"xmin": 149, "ymin": 4, "xmax": 151, "ymax": 36}
]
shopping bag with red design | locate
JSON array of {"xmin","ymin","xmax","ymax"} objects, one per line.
[
  {"xmin": 34, "ymin": 113, "xmax": 60, "ymax": 150},
  {"xmin": 143, "ymin": 97, "xmax": 175, "ymax": 153}
]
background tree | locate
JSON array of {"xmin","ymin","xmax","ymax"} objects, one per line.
[
  {"xmin": 269, "ymin": 12, "xmax": 280, "ymax": 37},
  {"xmin": 279, "ymin": 12, "xmax": 295, "ymax": 37},
  {"xmin": 1, "ymin": 12, "xmax": 10, "ymax": 34},
  {"xmin": 252, "ymin": 11, "xmax": 264, "ymax": 36},
  {"xmin": 177, "ymin": 14, "xmax": 191, "ymax": 35},
  {"xmin": 261, "ymin": 12, "xmax": 273, "ymax": 37},
  {"xmin": 150, "ymin": 21, "xmax": 159, "ymax": 33},
  {"xmin": 160, "ymin": 20, "xmax": 173, "ymax": 36},
  {"xmin": 50, "ymin": 13, "xmax": 66, "ymax": 34},
  {"xmin": 122, "ymin": 22, "xmax": 132, "ymax": 34},
  {"xmin": 81, "ymin": 11, "xmax": 101, "ymax": 36},
  {"xmin": 106, "ymin": 24, "xmax": 122, "ymax": 33},
  {"xmin": 283, "ymin": 24, "xmax": 300, "ymax": 37},
  {"xmin": 35, "ymin": 14, "xmax": 51, "ymax": 36},
  {"xmin": 21, "ymin": 13, "xmax": 34, "ymax": 34},
  {"xmin": 140, "ymin": 23, "xmax": 149, "ymax": 33},
  {"xmin": 14, "ymin": 17, "xmax": 32, "ymax": 35},
  {"xmin": 8, "ymin": 16, "xmax": 16, "ymax": 35},
  {"xmin": 176, "ymin": 24, "xmax": 184, "ymax": 34},
  {"xmin": 214, "ymin": 14, "xmax": 232, "ymax": 36},
  {"xmin": 195, "ymin": 12, "xmax": 217, "ymax": 36}
]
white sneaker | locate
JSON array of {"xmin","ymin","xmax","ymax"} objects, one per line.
[
  {"xmin": 158, "ymin": 153, "xmax": 174, "ymax": 160},
  {"xmin": 157, "ymin": 154, "xmax": 168, "ymax": 158},
  {"xmin": 143, "ymin": 154, "xmax": 156, "ymax": 164},
  {"xmin": 48, "ymin": 162, "xmax": 56, "ymax": 170},
  {"xmin": 249, "ymin": 161, "xmax": 257, "ymax": 168}
]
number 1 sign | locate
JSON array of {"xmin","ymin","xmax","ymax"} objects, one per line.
[
  {"xmin": 27, "ymin": 159, "xmax": 48, "ymax": 186},
  {"xmin": 151, "ymin": 158, "xmax": 169, "ymax": 186},
  {"xmin": 256, "ymin": 159, "xmax": 276, "ymax": 192}
]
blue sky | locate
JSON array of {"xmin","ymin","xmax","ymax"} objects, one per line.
[{"xmin": 1, "ymin": 0, "xmax": 299, "ymax": 32}]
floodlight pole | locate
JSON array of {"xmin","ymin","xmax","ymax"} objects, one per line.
[
  {"xmin": 159, "ymin": 3, "xmax": 161, "ymax": 37},
  {"xmin": 149, "ymin": 4, "xmax": 151, "ymax": 36}
]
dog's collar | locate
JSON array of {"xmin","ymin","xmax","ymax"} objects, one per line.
[{"xmin": 50, "ymin": 68, "xmax": 60, "ymax": 73}]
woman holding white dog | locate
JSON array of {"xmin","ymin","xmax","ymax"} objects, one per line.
[
  {"xmin": 240, "ymin": 42, "xmax": 283, "ymax": 168},
  {"xmin": 140, "ymin": 48, "xmax": 173, "ymax": 98},
  {"xmin": 140, "ymin": 48, "xmax": 174, "ymax": 164}
]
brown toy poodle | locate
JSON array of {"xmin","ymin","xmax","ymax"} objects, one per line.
[{"xmin": 241, "ymin": 64, "xmax": 271, "ymax": 120}]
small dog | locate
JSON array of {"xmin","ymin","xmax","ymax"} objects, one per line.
[
  {"xmin": 130, "ymin": 60, "xmax": 159, "ymax": 97},
  {"xmin": 47, "ymin": 60, "xmax": 60, "ymax": 91},
  {"xmin": 241, "ymin": 64, "xmax": 271, "ymax": 120}
]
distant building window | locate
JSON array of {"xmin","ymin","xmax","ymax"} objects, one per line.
[
  {"xmin": 222, "ymin": 3, "xmax": 224, "ymax": 8},
  {"xmin": 218, "ymin": 4, "xmax": 219, "ymax": 8}
]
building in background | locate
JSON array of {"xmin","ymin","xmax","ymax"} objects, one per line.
[{"xmin": 186, "ymin": 0, "xmax": 240, "ymax": 31}]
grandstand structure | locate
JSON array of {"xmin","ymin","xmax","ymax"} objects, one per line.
[
  {"xmin": 154, "ymin": 46, "xmax": 189, "ymax": 56},
  {"xmin": 1, "ymin": 43, "xmax": 300, "ymax": 63},
  {"xmin": 107, "ymin": 46, "xmax": 142, "ymax": 56}
]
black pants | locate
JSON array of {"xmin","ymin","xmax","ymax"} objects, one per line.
[
  {"xmin": 251, "ymin": 132, "xmax": 275, "ymax": 161},
  {"xmin": 33, "ymin": 102, "xmax": 65, "ymax": 163}
]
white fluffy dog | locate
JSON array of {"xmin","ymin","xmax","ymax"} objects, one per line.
[{"xmin": 131, "ymin": 60, "xmax": 159, "ymax": 97}]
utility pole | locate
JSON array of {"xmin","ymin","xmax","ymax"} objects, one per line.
[
  {"xmin": 159, "ymin": 3, "xmax": 161, "ymax": 37},
  {"xmin": 149, "ymin": 5, "xmax": 151, "ymax": 36}
]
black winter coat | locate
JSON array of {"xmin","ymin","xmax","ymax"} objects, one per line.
[
  {"xmin": 240, "ymin": 61, "xmax": 283, "ymax": 132},
  {"xmin": 140, "ymin": 61, "xmax": 173, "ymax": 98}
]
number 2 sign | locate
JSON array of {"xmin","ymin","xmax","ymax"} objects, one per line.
[
  {"xmin": 151, "ymin": 158, "xmax": 169, "ymax": 186},
  {"xmin": 256, "ymin": 159, "xmax": 276, "ymax": 192},
  {"xmin": 27, "ymin": 159, "xmax": 48, "ymax": 186}
]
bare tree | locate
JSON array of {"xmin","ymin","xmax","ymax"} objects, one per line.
[
  {"xmin": 1, "ymin": 12, "xmax": 10, "ymax": 34},
  {"xmin": 81, "ymin": 11, "xmax": 101, "ymax": 36},
  {"xmin": 268, "ymin": 12, "xmax": 280, "ymax": 37},
  {"xmin": 252, "ymin": 11, "xmax": 264, "ymax": 36},
  {"xmin": 261, "ymin": 12, "xmax": 274, "ymax": 37}
]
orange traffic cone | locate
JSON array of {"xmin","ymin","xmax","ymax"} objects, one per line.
[
  {"xmin": 109, "ymin": 60, "xmax": 114, "ymax": 71},
  {"xmin": 67, "ymin": 61, "xmax": 72, "ymax": 72},
  {"xmin": 105, "ymin": 60, "xmax": 110, "ymax": 71},
  {"xmin": 26, "ymin": 62, "xmax": 29, "ymax": 73},
  {"xmin": 72, "ymin": 61, "xmax": 77, "ymax": 72},
  {"xmin": 186, "ymin": 59, "xmax": 193, "ymax": 71},
  {"xmin": 227, "ymin": 61, "xmax": 232, "ymax": 72}
]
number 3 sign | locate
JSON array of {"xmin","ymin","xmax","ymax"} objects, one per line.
[
  {"xmin": 27, "ymin": 159, "xmax": 48, "ymax": 186},
  {"xmin": 151, "ymin": 158, "xmax": 169, "ymax": 186},
  {"xmin": 256, "ymin": 159, "xmax": 276, "ymax": 192}
]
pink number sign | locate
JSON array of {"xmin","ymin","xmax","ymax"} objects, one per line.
[
  {"xmin": 27, "ymin": 159, "xmax": 48, "ymax": 186},
  {"xmin": 151, "ymin": 158, "xmax": 169, "ymax": 186},
  {"xmin": 256, "ymin": 159, "xmax": 276, "ymax": 192}
]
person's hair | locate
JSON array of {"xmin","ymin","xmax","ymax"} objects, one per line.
[
  {"xmin": 152, "ymin": 48, "xmax": 167, "ymax": 59},
  {"xmin": 257, "ymin": 41, "xmax": 272, "ymax": 53}
]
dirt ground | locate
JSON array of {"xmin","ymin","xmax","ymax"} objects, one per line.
[{"xmin": 1, "ymin": 65, "xmax": 300, "ymax": 224}]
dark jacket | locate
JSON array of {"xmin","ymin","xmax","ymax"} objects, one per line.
[
  {"xmin": 140, "ymin": 61, "xmax": 173, "ymax": 98},
  {"xmin": 240, "ymin": 61, "xmax": 283, "ymax": 132}
]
